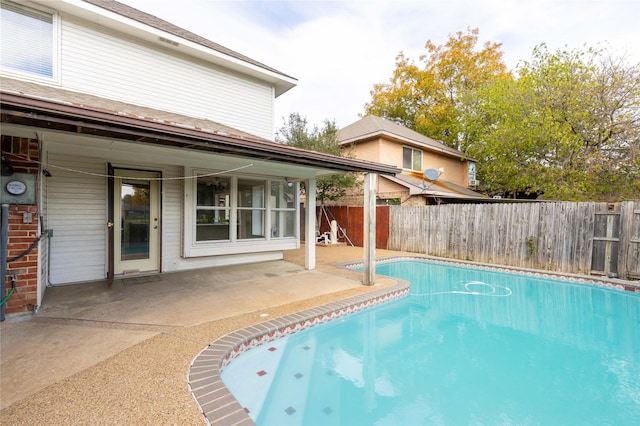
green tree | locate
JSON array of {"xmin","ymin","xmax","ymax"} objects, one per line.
[
  {"xmin": 365, "ymin": 27, "xmax": 511, "ymax": 149},
  {"xmin": 276, "ymin": 113, "xmax": 358, "ymax": 203},
  {"xmin": 366, "ymin": 28, "xmax": 639, "ymax": 201},
  {"xmin": 461, "ymin": 75, "xmax": 542, "ymax": 197},
  {"xmin": 465, "ymin": 44, "xmax": 640, "ymax": 200}
]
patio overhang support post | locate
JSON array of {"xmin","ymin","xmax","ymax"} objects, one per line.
[
  {"xmin": 363, "ymin": 173, "xmax": 377, "ymax": 285},
  {"xmin": 304, "ymin": 178, "xmax": 317, "ymax": 270}
]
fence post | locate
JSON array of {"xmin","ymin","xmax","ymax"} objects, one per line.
[{"xmin": 618, "ymin": 201, "xmax": 634, "ymax": 279}]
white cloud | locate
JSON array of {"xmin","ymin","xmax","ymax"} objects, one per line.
[{"xmin": 121, "ymin": 0, "xmax": 640, "ymax": 132}]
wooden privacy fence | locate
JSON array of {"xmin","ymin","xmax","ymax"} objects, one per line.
[
  {"xmin": 315, "ymin": 205, "xmax": 390, "ymax": 249},
  {"xmin": 387, "ymin": 201, "xmax": 640, "ymax": 280}
]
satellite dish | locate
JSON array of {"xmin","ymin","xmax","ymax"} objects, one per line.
[{"xmin": 423, "ymin": 168, "xmax": 440, "ymax": 181}]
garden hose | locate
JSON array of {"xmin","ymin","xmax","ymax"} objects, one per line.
[
  {"xmin": 2, "ymin": 233, "xmax": 46, "ymax": 307},
  {"xmin": 1, "ymin": 278, "xmax": 15, "ymax": 306}
]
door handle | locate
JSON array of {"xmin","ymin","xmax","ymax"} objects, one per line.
[{"xmin": 106, "ymin": 221, "xmax": 114, "ymax": 228}]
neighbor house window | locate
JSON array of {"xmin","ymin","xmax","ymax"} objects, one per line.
[
  {"xmin": 468, "ymin": 161, "xmax": 477, "ymax": 185},
  {"xmin": 270, "ymin": 182, "xmax": 296, "ymax": 238},
  {"xmin": 1, "ymin": 0, "xmax": 56, "ymax": 79},
  {"xmin": 402, "ymin": 146, "xmax": 422, "ymax": 171}
]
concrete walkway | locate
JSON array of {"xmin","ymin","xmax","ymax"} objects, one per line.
[{"xmin": 0, "ymin": 245, "xmax": 401, "ymax": 424}]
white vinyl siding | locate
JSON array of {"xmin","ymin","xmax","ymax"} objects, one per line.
[
  {"xmin": 59, "ymin": 18, "xmax": 274, "ymax": 139},
  {"xmin": 45, "ymin": 154, "xmax": 107, "ymax": 284},
  {"xmin": 159, "ymin": 165, "xmax": 183, "ymax": 273}
]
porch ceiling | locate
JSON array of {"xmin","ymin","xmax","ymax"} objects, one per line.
[{"xmin": 0, "ymin": 78, "xmax": 399, "ymax": 177}]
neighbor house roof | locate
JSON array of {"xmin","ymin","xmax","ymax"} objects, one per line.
[
  {"xmin": 386, "ymin": 172, "xmax": 485, "ymax": 200},
  {"xmin": 0, "ymin": 77, "xmax": 400, "ymax": 176},
  {"xmin": 339, "ymin": 115, "xmax": 473, "ymax": 160}
]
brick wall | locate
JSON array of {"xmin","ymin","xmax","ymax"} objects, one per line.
[{"xmin": 2, "ymin": 136, "xmax": 40, "ymax": 315}]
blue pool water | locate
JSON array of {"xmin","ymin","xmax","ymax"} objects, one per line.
[{"xmin": 221, "ymin": 260, "xmax": 640, "ymax": 425}]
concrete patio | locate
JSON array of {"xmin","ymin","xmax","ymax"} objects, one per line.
[{"xmin": 0, "ymin": 245, "xmax": 402, "ymax": 424}]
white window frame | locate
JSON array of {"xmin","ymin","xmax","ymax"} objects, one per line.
[
  {"xmin": 402, "ymin": 145, "xmax": 422, "ymax": 171},
  {"xmin": 237, "ymin": 177, "xmax": 266, "ymax": 240},
  {"xmin": 184, "ymin": 169, "xmax": 299, "ymax": 258},
  {"xmin": 269, "ymin": 181, "xmax": 298, "ymax": 239},
  {"xmin": 0, "ymin": 0, "xmax": 60, "ymax": 83}
]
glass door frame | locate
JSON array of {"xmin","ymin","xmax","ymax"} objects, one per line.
[{"xmin": 112, "ymin": 168, "xmax": 161, "ymax": 275}]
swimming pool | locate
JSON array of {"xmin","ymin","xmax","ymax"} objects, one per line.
[{"xmin": 217, "ymin": 259, "xmax": 640, "ymax": 425}]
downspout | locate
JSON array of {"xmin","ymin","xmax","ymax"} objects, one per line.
[{"xmin": 1, "ymin": 203, "xmax": 8, "ymax": 321}]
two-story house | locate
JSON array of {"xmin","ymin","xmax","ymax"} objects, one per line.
[
  {"xmin": 0, "ymin": 0, "xmax": 397, "ymax": 318},
  {"xmin": 338, "ymin": 115, "xmax": 484, "ymax": 205}
]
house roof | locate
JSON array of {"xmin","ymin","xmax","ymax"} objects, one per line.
[
  {"xmin": 385, "ymin": 172, "xmax": 487, "ymax": 201},
  {"xmin": 76, "ymin": 0, "xmax": 296, "ymax": 96},
  {"xmin": 0, "ymin": 77, "xmax": 400, "ymax": 176},
  {"xmin": 338, "ymin": 115, "xmax": 473, "ymax": 160}
]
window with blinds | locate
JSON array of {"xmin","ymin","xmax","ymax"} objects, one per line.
[{"xmin": 1, "ymin": 0, "xmax": 54, "ymax": 79}]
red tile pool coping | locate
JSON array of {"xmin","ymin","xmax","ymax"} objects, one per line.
[{"xmin": 187, "ymin": 255, "xmax": 639, "ymax": 425}]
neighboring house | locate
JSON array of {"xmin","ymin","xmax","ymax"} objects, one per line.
[
  {"xmin": 338, "ymin": 116, "xmax": 485, "ymax": 205},
  {"xmin": 0, "ymin": 0, "xmax": 398, "ymax": 317}
]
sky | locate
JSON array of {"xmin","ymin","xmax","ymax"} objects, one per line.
[{"xmin": 120, "ymin": 0, "xmax": 640, "ymax": 133}]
